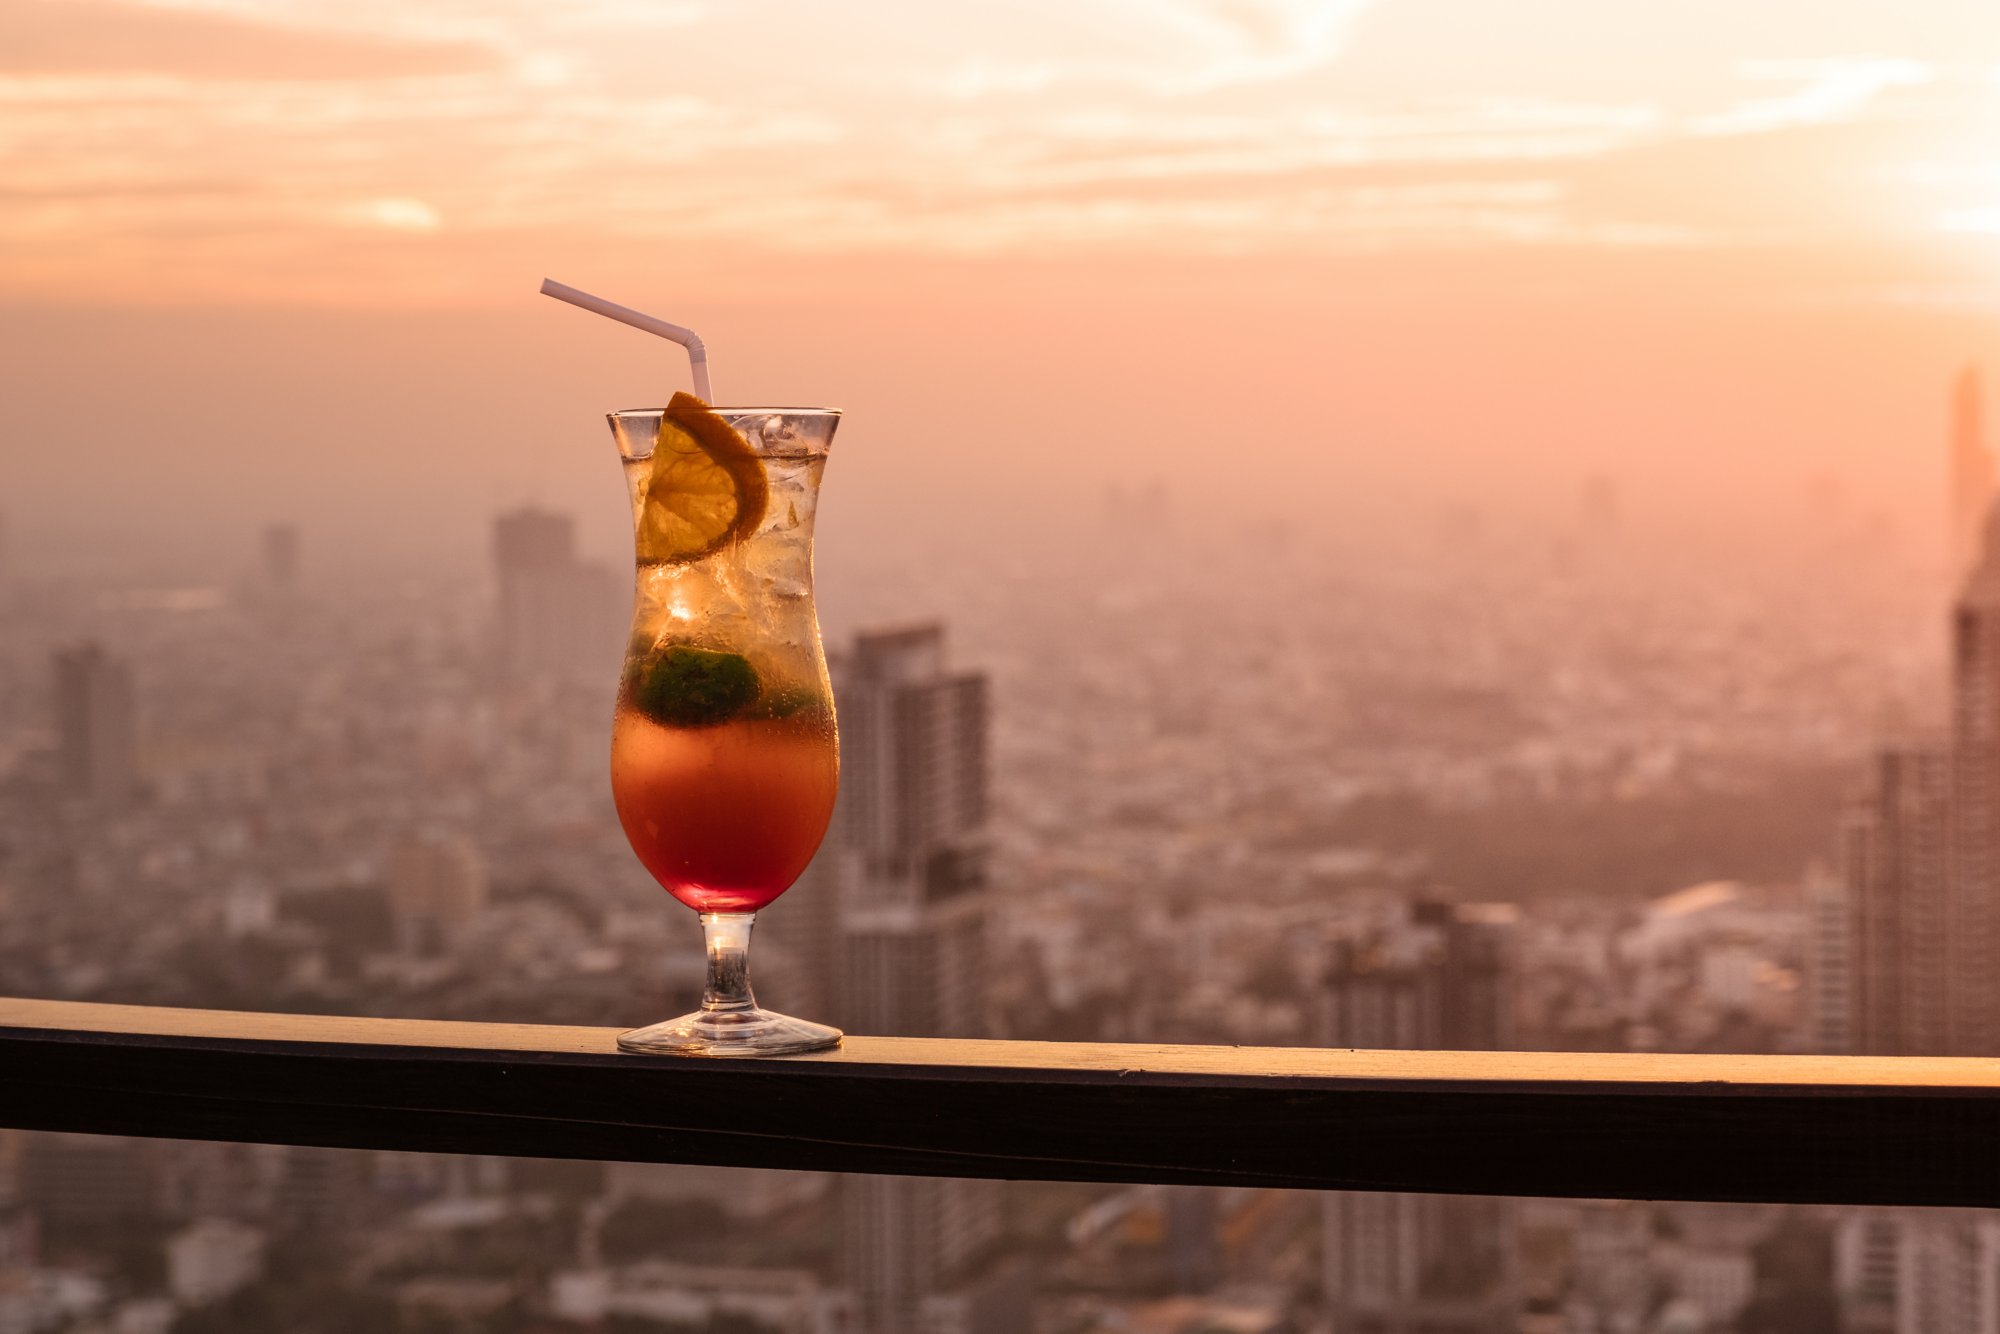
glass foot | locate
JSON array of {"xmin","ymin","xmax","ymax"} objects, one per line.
[{"xmin": 617, "ymin": 1007, "xmax": 842, "ymax": 1057}]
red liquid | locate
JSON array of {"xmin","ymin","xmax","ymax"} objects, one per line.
[{"xmin": 610, "ymin": 708, "xmax": 839, "ymax": 912}]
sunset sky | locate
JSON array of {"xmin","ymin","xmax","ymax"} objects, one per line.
[{"xmin": 4, "ymin": 0, "xmax": 2000, "ymax": 580}]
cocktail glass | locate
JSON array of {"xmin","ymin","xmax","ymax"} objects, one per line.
[{"xmin": 607, "ymin": 402, "xmax": 843, "ymax": 1056}]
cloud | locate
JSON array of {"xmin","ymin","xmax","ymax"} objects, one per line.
[
  {"xmin": 342, "ymin": 198, "xmax": 442, "ymax": 231},
  {"xmin": 1692, "ymin": 58, "xmax": 1933, "ymax": 136},
  {"xmin": 0, "ymin": 0, "xmax": 496, "ymax": 80},
  {"xmin": 0, "ymin": 0, "xmax": 1992, "ymax": 296},
  {"xmin": 901, "ymin": 100, "xmax": 1666, "ymax": 202},
  {"xmin": 921, "ymin": 0, "xmax": 1377, "ymax": 98}
]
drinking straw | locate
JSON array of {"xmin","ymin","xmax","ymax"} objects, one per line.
[{"xmin": 539, "ymin": 278, "xmax": 713, "ymax": 402}]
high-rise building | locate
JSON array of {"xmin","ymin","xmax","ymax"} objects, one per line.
[
  {"xmin": 1834, "ymin": 1211, "xmax": 1902, "ymax": 1333},
  {"xmin": 1846, "ymin": 744, "xmax": 1952, "ymax": 1055},
  {"xmin": 493, "ymin": 507, "xmax": 625, "ymax": 680},
  {"xmin": 1803, "ymin": 860, "xmax": 1854, "ymax": 1055},
  {"xmin": 847, "ymin": 1171, "xmax": 1013, "ymax": 1334},
  {"xmin": 1949, "ymin": 507, "xmax": 2000, "ymax": 1057},
  {"xmin": 1896, "ymin": 1211, "xmax": 2000, "ymax": 1334},
  {"xmin": 1320, "ymin": 904, "xmax": 1517, "ymax": 1333},
  {"xmin": 1952, "ymin": 368, "xmax": 1993, "ymax": 580},
  {"xmin": 1842, "ymin": 488, "xmax": 2000, "ymax": 1059},
  {"xmin": 52, "ymin": 642, "xmax": 138, "ymax": 803},
  {"xmin": 775, "ymin": 624, "xmax": 1009, "ymax": 1334},
  {"xmin": 1832, "ymin": 420, "xmax": 2000, "ymax": 1332},
  {"xmin": 836, "ymin": 625, "xmax": 990, "ymax": 1041},
  {"xmin": 765, "ymin": 624, "xmax": 992, "ymax": 1031},
  {"xmin": 260, "ymin": 523, "xmax": 300, "ymax": 592},
  {"xmin": 832, "ymin": 625, "xmax": 988, "ymax": 887},
  {"xmin": 760, "ymin": 849, "xmax": 853, "ymax": 1021},
  {"xmin": 386, "ymin": 834, "xmax": 488, "ymax": 956},
  {"xmin": 1414, "ymin": 900, "xmax": 1517, "ymax": 1052},
  {"xmin": 1318, "ymin": 902, "xmax": 1516, "ymax": 1053}
]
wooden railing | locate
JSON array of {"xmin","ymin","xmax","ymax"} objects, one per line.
[{"xmin": 3, "ymin": 996, "xmax": 1997, "ymax": 1208}]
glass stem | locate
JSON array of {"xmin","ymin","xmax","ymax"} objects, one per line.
[{"xmin": 700, "ymin": 912, "xmax": 757, "ymax": 1014}]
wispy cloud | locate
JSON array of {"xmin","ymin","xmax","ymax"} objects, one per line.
[
  {"xmin": 921, "ymin": 0, "xmax": 1377, "ymax": 98},
  {"xmin": 1692, "ymin": 57, "xmax": 1933, "ymax": 136},
  {"xmin": 0, "ymin": 0, "xmax": 496, "ymax": 80},
  {"xmin": 341, "ymin": 197, "xmax": 442, "ymax": 231},
  {"xmin": 0, "ymin": 0, "xmax": 1994, "ymax": 300}
]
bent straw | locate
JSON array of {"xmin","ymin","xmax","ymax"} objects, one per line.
[{"xmin": 539, "ymin": 278, "xmax": 713, "ymax": 402}]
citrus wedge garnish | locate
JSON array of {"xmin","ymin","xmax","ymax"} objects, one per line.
[{"xmin": 635, "ymin": 392, "xmax": 768, "ymax": 565}]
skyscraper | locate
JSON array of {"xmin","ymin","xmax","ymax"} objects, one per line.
[
  {"xmin": 1949, "ymin": 504, "xmax": 2000, "ymax": 1055},
  {"xmin": 1845, "ymin": 743, "xmax": 1952, "ymax": 1055},
  {"xmin": 1845, "ymin": 494, "xmax": 2000, "ymax": 1058},
  {"xmin": 845, "ymin": 1170, "xmax": 1015, "ymax": 1334},
  {"xmin": 833, "ymin": 625, "xmax": 988, "ymax": 893},
  {"xmin": 52, "ymin": 642, "xmax": 138, "ymax": 803},
  {"xmin": 1414, "ymin": 900, "xmax": 1518, "ymax": 1052},
  {"xmin": 1317, "ymin": 902, "xmax": 1517, "ymax": 1054},
  {"xmin": 768, "ymin": 624, "xmax": 991, "ymax": 1033},
  {"xmin": 1803, "ymin": 860, "xmax": 1854, "ymax": 1055},
  {"xmin": 774, "ymin": 624, "xmax": 1012, "ymax": 1334},
  {"xmin": 1951, "ymin": 368, "xmax": 1993, "ymax": 580},
  {"xmin": 1320, "ymin": 903, "xmax": 1517, "ymax": 1333},
  {"xmin": 1895, "ymin": 1211, "xmax": 2000, "ymax": 1334},
  {"xmin": 492, "ymin": 508, "xmax": 625, "ymax": 680}
]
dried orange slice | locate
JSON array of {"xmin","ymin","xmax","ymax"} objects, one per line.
[{"xmin": 635, "ymin": 392, "xmax": 769, "ymax": 565}]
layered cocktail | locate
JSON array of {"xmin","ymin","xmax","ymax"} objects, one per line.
[{"xmin": 606, "ymin": 394, "xmax": 844, "ymax": 1055}]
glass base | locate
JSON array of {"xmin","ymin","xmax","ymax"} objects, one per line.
[{"xmin": 617, "ymin": 1007, "xmax": 842, "ymax": 1057}]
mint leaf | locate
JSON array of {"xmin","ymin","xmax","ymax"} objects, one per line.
[{"xmin": 631, "ymin": 646, "xmax": 760, "ymax": 728}]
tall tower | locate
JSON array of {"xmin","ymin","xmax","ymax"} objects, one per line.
[
  {"xmin": 1845, "ymin": 744, "xmax": 1952, "ymax": 1054},
  {"xmin": 797, "ymin": 624, "xmax": 991, "ymax": 1036},
  {"xmin": 1321, "ymin": 905, "xmax": 1517, "ymax": 1332},
  {"xmin": 834, "ymin": 625, "xmax": 988, "ymax": 892},
  {"xmin": 762, "ymin": 624, "xmax": 988, "ymax": 1025},
  {"xmin": 492, "ymin": 508, "xmax": 624, "ymax": 680},
  {"xmin": 52, "ymin": 643, "xmax": 138, "ymax": 803},
  {"xmin": 1949, "ymin": 503, "xmax": 2000, "ymax": 1054},
  {"xmin": 1804, "ymin": 860, "xmax": 1854, "ymax": 1055},
  {"xmin": 787, "ymin": 624, "xmax": 1011, "ymax": 1334},
  {"xmin": 1951, "ymin": 368, "xmax": 1993, "ymax": 580}
]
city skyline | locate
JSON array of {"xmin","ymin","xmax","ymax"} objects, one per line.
[
  {"xmin": 8, "ymin": 1, "xmax": 2000, "ymax": 1324},
  {"xmin": 0, "ymin": 372, "xmax": 1990, "ymax": 1327}
]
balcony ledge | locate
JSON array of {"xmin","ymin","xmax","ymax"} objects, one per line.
[{"xmin": 3, "ymin": 997, "xmax": 1996, "ymax": 1207}]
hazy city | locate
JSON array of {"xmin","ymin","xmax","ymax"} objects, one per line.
[
  {"xmin": 0, "ymin": 358, "xmax": 1992, "ymax": 1332},
  {"xmin": 8, "ymin": 0, "xmax": 2000, "ymax": 1330}
]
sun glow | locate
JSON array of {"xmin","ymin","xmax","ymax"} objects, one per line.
[
  {"xmin": 347, "ymin": 197, "xmax": 441, "ymax": 231},
  {"xmin": 1941, "ymin": 204, "xmax": 2000, "ymax": 234},
  {"xmin": 2, "ymin": 0, "xmax": 1999, "ymax": 304}
]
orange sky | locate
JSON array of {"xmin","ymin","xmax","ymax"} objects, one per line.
[{"xmin": 2, "ymin": 0, "xmax": 1999, "ymax": 578}]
